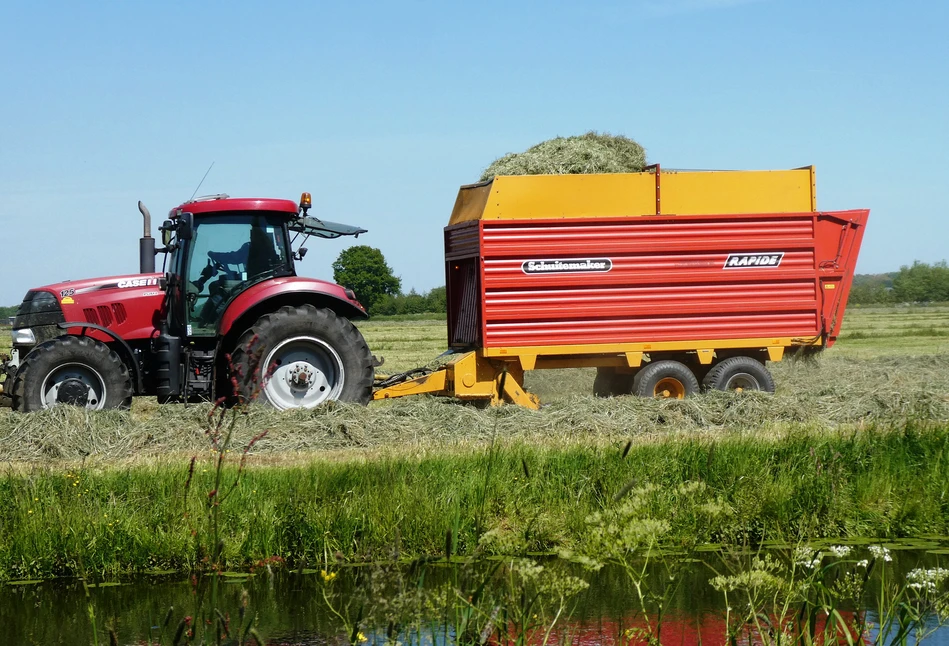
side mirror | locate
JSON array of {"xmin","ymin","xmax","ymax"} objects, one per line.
[
  {"xmin": 177, "ymin": 212, "xmax": 194, "ymax": 241},
  {"xmin": 160, "ymin": 220, "xmax": 174, "ymax": 246}
]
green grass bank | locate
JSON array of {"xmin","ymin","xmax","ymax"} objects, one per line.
[{"xmin": 3, "ymin": 419, "xmax": 948, "ymax": 580}]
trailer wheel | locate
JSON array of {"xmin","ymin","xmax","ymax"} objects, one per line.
[
  {"xmin": 231, "ymin": 304, "xmax": 374, "ymax": 409},
  {"xmin": 633, "ymin": 360, "xmax": 698, "ymax": 399},
  {"xmin": 593, "ymin": 367, "xmax": 635, "ymax": 397},
  {"xmin": 702, "ymin": 356, "xmax": 775, "ymax": 393},
  {"xmin": 12, "ymin": 336, "xmax": 133, "ymax": 412}
]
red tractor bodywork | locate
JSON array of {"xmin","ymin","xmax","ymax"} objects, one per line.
[{"xmin": 2, "ymin": 193, "xmax": 370, "ymax": 409}]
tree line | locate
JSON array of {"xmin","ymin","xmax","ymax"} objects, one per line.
[{"xmin": 848, "ymin": 261, "xmax": 949, "ymax": 305}]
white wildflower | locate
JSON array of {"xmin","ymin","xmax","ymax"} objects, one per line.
[
  {"xmin": 829, "ymin": 545, "xmax": 852, "ymax": 558},
  {"xmin": 906, "ymin": 567, "xmax": 949, "ymax": 594},
  {"xmin": 856, "ymin": 559, "xmax": 869, "ymax": 568},
  {"xmin": 793, "ymin": 546, "xmax": 822, "ymax": 569},
  {"xmin": 868, "ymin": 545, "xmax": 892, "ymax": 562}
]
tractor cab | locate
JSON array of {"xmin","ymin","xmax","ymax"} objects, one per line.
[{"xmin": 161, "ymin": 194, "xmax": 367, "ymax": 337}]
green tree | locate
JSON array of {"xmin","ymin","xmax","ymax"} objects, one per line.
[
  {"xmin": 892, "ymin": 261, "xmax": 949, "ymax": 303},
  {"xmin": 425, "ymin": 285, "xmax": 447, "ymax": 312},
  {"xmin": 332, "ymin": 246, "xmax": 401, "ymax": 312}
]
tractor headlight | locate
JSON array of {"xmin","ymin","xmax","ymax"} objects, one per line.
[{"xmin": 12, "ymin": 328, "xmax": 36, "ymax": 345}]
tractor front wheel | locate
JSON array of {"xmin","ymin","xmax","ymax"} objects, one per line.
[
  {"xmin": 12, "ymin": 336, "xmax": 133, "ymax": 412},
  {"xmin": 231, "ymin": 305, "xmax": 374, "ymax": 409}
]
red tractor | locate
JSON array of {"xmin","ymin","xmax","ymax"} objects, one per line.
[{"xmin": 0, "ymin": 193, "xmax": 375, "ymax": 411}]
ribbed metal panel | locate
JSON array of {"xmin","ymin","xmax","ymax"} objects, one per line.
[
  {"xmin": 482, "ymin": 217, "xmax": 815, "ymax": 257},
  {"xmin": 475, "ymin": 213, "xmax": 828, "ymax": 348},
  {"xmin": 444, "ymin": 209, "xmax": 868, "ymax": 351},
  {"xmin": 446, "ymin": 222, "xmax": 484, "ymax": 347},
  {"xmin": 484, "ymin": 281, "xmax": 818, "ymax": 320},
  {"xmin": 445, "ymin": 221, "xmax": 480, "ymax": 260},
  {"xmin": 448, "ymin": 259, "xmax": 482, "ymax": 347},
  {"xmin": 487, "ymin": 312, "xmax": 820, "ymax": 346},
  {"xmin": 484, "ymin": 251, "xmax": 816, "ymax": 288}
]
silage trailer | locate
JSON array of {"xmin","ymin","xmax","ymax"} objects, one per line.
[{"xmin": 372, "ymin": 166, "xmax": 869, "ymax": 409}]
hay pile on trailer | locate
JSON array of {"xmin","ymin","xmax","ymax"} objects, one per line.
[{"xmin": 479, "ymin": 131, "xmax": 646, "ymax": 182}]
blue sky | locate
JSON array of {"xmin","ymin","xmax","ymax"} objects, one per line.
[{"xmin": 1, "ymin": 0, "xmax": 947, "ymax": 306}]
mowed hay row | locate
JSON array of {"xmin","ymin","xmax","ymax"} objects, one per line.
[
  {"xmin": 1, "ymin": 353, "xmax": 947, "ymax": 463},
  {"xmin": 2, "ymin": 309, "xmax": 948, "ymax": 463}
]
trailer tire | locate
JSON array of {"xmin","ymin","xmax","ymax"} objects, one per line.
[
  {"xmin": 12, "ymin": 336, "xmax": 133, "ymax": 412},
  {"xmin": 702, "ymin": 356, "xmax": 775, "ymax": 394},
  {"xmin": 633, "ymin": 360, "xmax": 698, "ymax": 399},
  {"xmin": 593, "ymin": 367, "xmax": 635, "ymax": 397},
  {"xmin": 231, "ymin": 304, "xmax": 374, "ymax": 409}
]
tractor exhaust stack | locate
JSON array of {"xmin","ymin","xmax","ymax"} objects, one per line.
[{"xmin": 138, "ymin": 201, "xmax": 155, "ymax": 274}]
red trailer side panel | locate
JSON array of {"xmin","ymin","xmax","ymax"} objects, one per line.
[{"xmin": 446, "ymin": 209, "xmax": 868, "ymax": 351}]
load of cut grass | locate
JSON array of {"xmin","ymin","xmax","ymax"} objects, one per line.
[{"xmin": 479, "ymin": 131, "xmax": 646, "ymax": 182}]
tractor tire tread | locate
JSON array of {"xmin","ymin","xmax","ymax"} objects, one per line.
[
  {"xmin": 702, "ymin": 355, "xmax": 776, "ymax": 393},
  {"xmin": 12, "ymin": 336, "xmax": 133, "ymax": 412},
  {"xmin": 632, "ymin": 360, "xmax": 699, "ymax": 398},
  {"xmin": 230, "ymin": 304, "xmax": 374, "ymax": 407}
]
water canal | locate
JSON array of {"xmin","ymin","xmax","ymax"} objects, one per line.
[{"xmin": 3, "ymin": 540, "xmax": 948, "ymax": 645}]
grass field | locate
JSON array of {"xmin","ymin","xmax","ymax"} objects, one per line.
[{"xmin": 1, "ymin": 306, "xmax": 948, "ymax": 579}]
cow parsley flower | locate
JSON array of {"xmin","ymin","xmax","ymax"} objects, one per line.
[
  {"xmin": 793, "ymin": 546, "xmax": 822, "ymax": 569},
  {"xmin": 829, "ymin": 545, "xmax": 852, "ymax": 558},
  {"xmin": 906, "ymin": 567, "xmax": 949, "ymax": 593}
]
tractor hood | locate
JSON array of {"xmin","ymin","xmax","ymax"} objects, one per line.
[
  {"xmin": 36, "ymin": 273, "xmax": 165, "ymax": 301},
  {"xmin": 22, "ymin": 273, "xmax": 166, "ymax": 342}
]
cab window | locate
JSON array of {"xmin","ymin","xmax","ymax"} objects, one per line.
[{"xmin": 184, "ymin": 214, "xmax": 290, "ymax": 335}]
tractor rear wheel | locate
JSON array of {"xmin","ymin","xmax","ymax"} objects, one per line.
[
  {"xmin": 231, "ymin": 305, "xmax": 374, "ymax": 409},
  {"xmin": 633, "ymin": 360, "xmax": 699, "ymax": 399},
  {"xmin": 702, "ymin": 356, "xmax": 775, "ymax": 393},
  {"xmin": 12, "ymin": 336, "xmax": 133, "ymax": 412}
]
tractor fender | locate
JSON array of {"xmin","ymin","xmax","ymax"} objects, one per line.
[
  {"xmin": 56, "ymin": 322, "xmax": 144, "ymax": 393},
  {"xmin": 218, "ymin": 276, "xmax": 367, "ymax": 338}
]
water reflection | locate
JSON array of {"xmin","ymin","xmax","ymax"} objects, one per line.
[{"xmin": 2, "ymin": 547, "xmax": 947, "ymax": 645}]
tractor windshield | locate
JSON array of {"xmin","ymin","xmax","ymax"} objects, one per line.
[{"xmin": 184, "ymin": 213, "xmax": 291, "ymax": 336}]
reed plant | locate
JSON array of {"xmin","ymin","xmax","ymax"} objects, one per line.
[{"xmin": 710, "ymin": 544, "xmax": 949, "ymax": 646}]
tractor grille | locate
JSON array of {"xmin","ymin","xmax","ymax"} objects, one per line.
[
  {"xmin": 83, "ymin": 303, "xmax": 126, "ymax": 328},
  {"xmin": 97, "ymin": 306, "xmax": 113, "ymax": 327},
  {"xmin": 14, "ymin": 291, "xmax": 65, "ymax": 328},
  {"xmin": 111, "ymin": 302, "xmax": 127, "ymax": 324}
]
